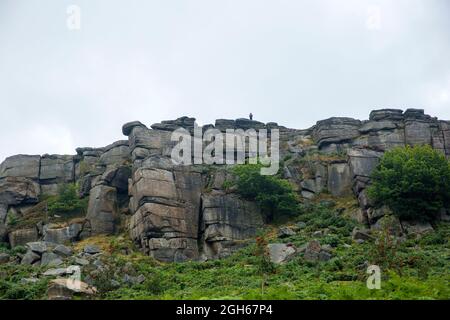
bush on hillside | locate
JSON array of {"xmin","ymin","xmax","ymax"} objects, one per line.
[{"xmin": 367, "ymin": 145, "xmax": 450, "ymax": 221}]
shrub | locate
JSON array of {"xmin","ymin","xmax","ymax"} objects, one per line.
[
  {"xmin": 231, "ymin": 164, "xmax": 300, "ymax": 222},
  {"xmin": 46, "ymin": 183, "xmax": 88, "ymax": 215},
  {"xmin": 367, "ymin": 145, "xmax": 450, "ymax": 221}
]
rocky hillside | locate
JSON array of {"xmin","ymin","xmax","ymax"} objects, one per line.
[{"xmin": 0, "ymin": 108, "xmax": 449, "ymax": 299}]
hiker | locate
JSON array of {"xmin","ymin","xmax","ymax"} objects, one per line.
[{"xmin": 249, "ymin": 113, "xmax": 253, "ymax": 120}]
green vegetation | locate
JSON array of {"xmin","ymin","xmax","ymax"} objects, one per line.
[
  {"xmin": 230, "ymin": 164, "xmax": 300, "ymax": 222},
  {"xmin": 368, "ymin": 145, "xmax": 450, "ymax": 221},
  {"xmin": 45, "ymin": 183, "xmax": 88, "ymax": 216},
  {"xmin": 89, "ymin": 203, "xmax": 449, "ymax": 300}
]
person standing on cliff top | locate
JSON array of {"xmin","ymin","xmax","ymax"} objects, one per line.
[{"xmin": 249, "ymin": 113, "xmax": 253, "ymax": 120}]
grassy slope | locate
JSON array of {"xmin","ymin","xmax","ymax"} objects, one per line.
[{"xmin": 1, "ymin": 200, "xmax": 449, "ymax": 300}]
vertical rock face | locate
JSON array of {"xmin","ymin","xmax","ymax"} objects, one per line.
[
  {"xmin": 86, "ymin": 185, "xmax": 119, "ymax": 235},
  {"xmin": 201, "ymin": 191, "xmax": 264, "ymax": 259},
  {"xmin": 128, "ymin": 156, "xmax": 203, "ymax": 262}
]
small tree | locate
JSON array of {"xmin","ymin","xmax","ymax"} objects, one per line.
[
  {"xmin": 367, "ymin": 145, "xmax": 450, "ymax": 221},
  {"xmin": 232, "ymin": 164, "xmax": 300, "ymax": 222}
]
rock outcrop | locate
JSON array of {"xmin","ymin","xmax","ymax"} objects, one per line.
[{"xmin": 0, "ymin": 110, "xmax": 449, "ymax": 262}]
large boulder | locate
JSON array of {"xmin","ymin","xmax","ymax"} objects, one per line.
[
  {"xmin": 9, "ymin": 228, "xmax": 39, "ymax": 247},
  {"xmin": 268, "ymin": 243, "xmax": 297, "ymax": 264},
  {"xmin": 47, "ymin": 278, "xmax": 97, "ymax": 300},
  {"xmin": 39, "ymin": 155, "xmax": 75, "ymax": 195},
  {"xmin": 86, "ymin": 185, "xmax": 118, "ymax": 235}
]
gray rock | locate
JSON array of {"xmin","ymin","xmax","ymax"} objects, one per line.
[
  {"xmin": 0, "ymin": 252, "xmax": 10, "ymax": 264},
  {"xmin": 43, "ymin": 224, "xmax": 77, "ymax": 244},
  {"xmin": 0, "ymin": 155, "xmax": 41, "ymax": 179},
  {"xmin": 0, "ymin": 177, "xmax": 40, "ymax": 205},
  {"xmin": 327, "ymin": 163, "xmax": 352, "ymax": 196},
  {"xmin": 296, "ymin": 221, "xmax": 307, "ymax": 229},
  {"xmin": 303, "ymin": 240, "xmax": 322, "ymax": 261},
  {"xmin": 312, "ymin": 117, "xmax": 362, "ymax": 149},
  {"xmin": 83, "ymin": 245, "xmax": 100, "ymax": 255},
  {"xmin": 352, "ymin": 227, "xmax": 373, "ymax": 241},
  {"xmin": 9, "ymin": 228, "xmax": 39, "ymax": 248},
  {"xmin": 348, "ymin": 148, "xmax": 383, "ymax": 178},
  {"xmin": 86, "ymin": 185, "xmax": 118, "ymax": 235},
  {"xmin": 122, "ymin": 121, "xmax": 147, "ymax": 136},
  {"xmin": 74, "ymin": 257, "xmax": 90, "ymax": 266},
  {"xmin": 26, "ymin": 241, "xmax": 48, "ymax": 254},
  {"xmin": 21, "ymin": 250, "xmax": 40, "ymax": 265},
  {"xmin": 41, "ymin": 252, "xmax": 63, "ymax": 267},
  {"xmin": 401, "ymin": 220, "xmax": 433, "ymax": 236},
  {"xmin": 278, "ymin": 227, "xmax": 296, "ymax": 238},
  {"xmin": 369, "ymin": 109, "xmax": 404, "ymax": 121},
  {"xmin": 268, "ymin": 243, "xmax": 297, "ymax": 264},
  {"xmin": 53, "ymin": 245, "xmax": 73, "ymax": 257},
  {"xmin": 318, "ymin": 251, "xmax": 333, "ymax": 262},
  {"xmin": 43, "ymin": 267, "xmax": 72, "ymax": 277}
]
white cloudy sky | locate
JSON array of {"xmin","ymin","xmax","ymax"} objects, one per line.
[{"xmin": 0, "ymin": 0, "xmax": 449, "ymax": 162}]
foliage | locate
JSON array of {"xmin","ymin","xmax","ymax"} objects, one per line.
[
  {"xmin": 231, "ymin": 164, "xmax": 300, "ymax": 222},
  {"xmin": 367, "ymin": 145, "xmax": 450, "ymax": 221},
  {"xmin": 0, "ymin": 265, "xmax": 48, "ymax": 300},
  {"xmin": 46, "ymin": 183, "xmax": 88, "ymax": 216}
]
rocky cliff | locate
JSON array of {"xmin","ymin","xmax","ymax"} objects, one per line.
[{"xmin": 1, "ymin": 109, "xmax": 449, "ymax": 263}]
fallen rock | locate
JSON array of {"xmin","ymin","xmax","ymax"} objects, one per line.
[
  {"xmin": 43, "ymin": 267, "xmax": 73, "ymax": 277},
  {"xmin": 303, "ymin": 240, "xmax": 322, "ymax": 261},
  {"xmin": 352, "ymin": 227, "xmax": 373, "ymax": 241},
  {"xmin": 0, "ymin": 253, "xmax": 10, "ymax": 264},
  {"xmin": 26, "ymin": 241, "xmax": 48, "ymax": 254},
  {"xmin": 41, "ymin": 252, "xmax": 63, "ymax": 267},
  {"xmin": 83, "ymin": 245, "xmax": 100, "ymax": 255},
  {"xmin": 8, "ymin": 228, "xmax": 39, "ymax": 248},
  {"xmin": 53, "ymin": 245, "xmax": 73, "ymax": 257},
  {"xmin": 74, "ymin": 257, "xmax": 90, "ymax": 266},
  {"xmin": 277, "ymin": 227, "xmax": 296, "ymax": 238},
  {"xmin": 21, "ymin": 250, "xmax": 40, "ymax": 265},
  {"xmin": 47, "ymin": 278, "xmax": 97, "ymax": 300},
  {"xmin": 401, "ymin": 220, "xmax": 434, "ymax": 236},
  {"xmin": 268, "ymin": 243, "xmax": 297, "ymax": 264}
]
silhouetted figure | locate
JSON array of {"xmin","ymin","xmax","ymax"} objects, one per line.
[{"xmin": 249, "ymin": 113, "xmax": 253, "ymax": 120}]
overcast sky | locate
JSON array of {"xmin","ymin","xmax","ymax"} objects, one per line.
[{"xmin": 0, "ymin": 0, "xmax": 449, "ymax": 162}]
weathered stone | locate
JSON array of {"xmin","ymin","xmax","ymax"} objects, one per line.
[
  {"xmin": 303, "ymin": 240, "xmax": 322, "ymax": 261},
  {"xmin": 352, "ymin": 227, "xmax": 373, "ymax": 241},
  {"xmin": 318, "ymin": 251, "xmax": 332, "ymax": 261},
  {"xmin": 268, "ymin": 243, "xmax": 297, "ymax": 264},
  {"xmin": 405, "ymin": 120, "xmax": 432, "ymax": 146},
  {"xmin": 0, "ymin": 155, "xmax": 40, "ymax": 179},
  {"xmin": 99, "ymin": 141, "xmax": 130, "ymax": 166},
  {"xmin": 39, "ymin": 155, "xmax": 74, "ymax": 183},
  {"xmin": 122, "ymin": 121, "xmax": 147, "ymax": 136},
  {"xmin": 277, "ymin": 227, "xmax": 296, "ymax": 238},
  {"xmin": 201, "ymin": 192, "xmax": 263, "ymax": 243},
  {"xmin": 101, "ymin": 166, "xmax": 131, "ymax": 193},
  {"xmin": 313, "ymin": 117, "xmax": 361, "ymax": 149},
  {"xmin": 47, "ymin": 278, "xmax": 97, "ymax": 300},
  {"xmin": 371, "ymin": 215, "xmax": 402, "ymax": 236},
  {"xmin": 26, "ymin": 241, "xmax": 48, "ymax": 254},
  {"xmin": 9, "ymin": 228, "xmax": 39, "ymax": 247},
  {"xmin": 43, "ymin": 267, "xmax": 73, "ymax": 277},
  {"xmin": 53, "ymin": 245, "xmax": 73, "ymax": 257},
  {"xmin": 21, "ymin": 250, "xmax": 40, "ymax": 265},
  {"xmin": 401, "ymin": 221, "xmax": 433, "ymax": 236},
  {"xmin": 41, "ymin": 252, "xmax": 63, "ymax": 267},
  {"xmin": 86, "ymin": 185, "xmax": 118, "ymax": 235},
  {"xmin": 43, "ymin": 225, "xmax": 75, "ymax": 244},
  {"xmin": 369, "ymin": 109, "xmax": 404, "ymax": 121},
  {"xmin": 348, "ymin": 148, "xmax": 383, "ymax": 178},
  {"xmin": 0, "ymin": 177, "xmax": 40, "ymax": 205},
  {"xmin": 83, "ymin": 245, "xmax": 100, "ymax": 255},
  {"xmin": 327, "ymin": 162, "xmax": 352, "ymax": 196}
]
